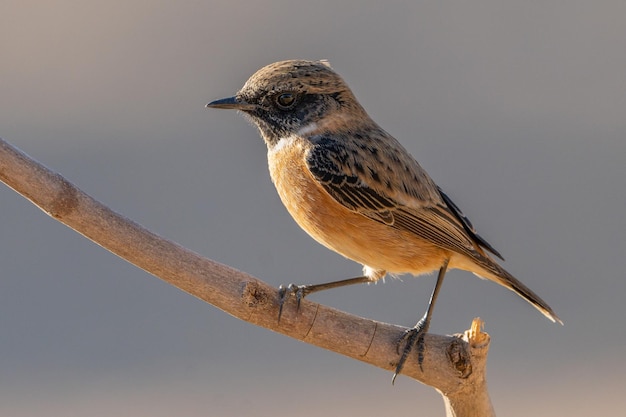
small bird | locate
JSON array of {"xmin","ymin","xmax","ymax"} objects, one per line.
[{"xmin": 207, "ymin": 60, "xmax": 561, "ymax": 381}]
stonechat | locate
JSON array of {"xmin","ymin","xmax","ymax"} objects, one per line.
[{"xmin": 207, "ymin": 60, "xmax": 561, "ymax": 381}]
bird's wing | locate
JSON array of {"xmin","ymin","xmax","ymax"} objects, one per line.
[{"xmin": 306, "ymin": 136, "xmax": 502, "ymax": 260}]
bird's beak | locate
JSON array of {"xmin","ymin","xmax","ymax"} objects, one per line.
[{"xmin": 206, "ymin": 96, "xmax": 255, "ymax": 111}]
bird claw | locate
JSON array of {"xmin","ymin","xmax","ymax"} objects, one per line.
[
  {"xmin": 277, "ymin": 283, "xmax": 310, "ymax": 322},
  {"xmin": 392, "ymin": 317, "xmax": 428, "ymax": 384}
]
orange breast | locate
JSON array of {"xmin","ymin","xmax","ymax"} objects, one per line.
[{"xmin": 267, "ymin": 136, "xmax": 450, "ymax": 278}]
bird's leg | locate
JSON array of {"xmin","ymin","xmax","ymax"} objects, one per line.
[
  {"xmin": 392, "ymin": 258, "xmax": 449, "ymax": 384},
  {"xmin": 278, "ymin": 276, "xmax": 372, "ymax": 322}
]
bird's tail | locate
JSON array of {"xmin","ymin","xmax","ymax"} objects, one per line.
[{"xmin": 454, "ymin": 253, "xmax": 563, "ymax": 324}]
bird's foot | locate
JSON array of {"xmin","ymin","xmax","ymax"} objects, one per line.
[
  {"xmin": 277, "ymin": 283, "xmax": 313, "ymax": 322},
  {"xmin": 392, "ymin": 316, "xmax": 428, "ymax": 384},
  {"xmin": 277, "ymin": 276, "xmax": 372, "ymax": 322}
]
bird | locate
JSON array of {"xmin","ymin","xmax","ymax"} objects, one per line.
[{"xmin": 206, "ymin": 59, "xmax": 561, "ymax": 382}]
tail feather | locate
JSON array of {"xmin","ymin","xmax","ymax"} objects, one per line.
[
  {"xmin": 487, "ymin": 263, "xmax": 562, "ymax": 324},
  {"xmin": 453, "ymin": 253, "xmax": 563, "ymax": 324}
]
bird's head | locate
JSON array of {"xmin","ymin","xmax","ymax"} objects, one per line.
[{"xmin": 207, "ymin": 60, "xmax": 366, "ymax": 147}]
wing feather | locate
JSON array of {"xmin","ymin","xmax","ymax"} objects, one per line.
[{"xmin": 306, "ymin": 136, "xmax": 500, "ymax": 260}]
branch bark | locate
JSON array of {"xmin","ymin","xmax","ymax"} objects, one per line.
[{"xmin": 0, "ymin": 137, "xmax": 495, "ymax": 416}]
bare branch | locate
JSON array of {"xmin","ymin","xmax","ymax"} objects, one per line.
[{"xmin": 0, "ymin": 137, "xmax": 494, "ymax": 416}]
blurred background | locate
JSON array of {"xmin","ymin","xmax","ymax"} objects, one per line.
[{"xmin": 1, "ymin": 1, "xmax": 625, "ymax": 415}]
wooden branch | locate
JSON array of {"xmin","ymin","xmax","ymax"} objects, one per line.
[{"xmin": 0, "ymin": 137, "xmax": 495, "ymax": 417}]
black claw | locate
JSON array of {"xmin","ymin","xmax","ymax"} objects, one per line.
[
  {"xmin": 294, "ymin": 285, "xmax": 308, "ymax": 311},
  {"xmin": 391, "ymin": 318, "xmax": 428, "ymax": 385},
  {"xmin": 277, "ymin": 283, "xmax": 309, "ymax": 323},
  {"xmin": 277, "ymin": 285, "xmax": 288, "ymax": 323}
]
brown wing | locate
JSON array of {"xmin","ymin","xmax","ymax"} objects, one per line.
[{"xmin": 306, "ymin": 136, "xmax": 501, "ymax": 261}]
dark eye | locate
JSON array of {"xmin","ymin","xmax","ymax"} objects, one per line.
[{"xmin": 274, "ymin": 92, "xmax": 298, "ymax": 110}]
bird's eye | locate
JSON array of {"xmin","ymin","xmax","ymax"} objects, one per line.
[{"xmin": 274, "ymin": 92, "xmax": 298, "ymax": 110}]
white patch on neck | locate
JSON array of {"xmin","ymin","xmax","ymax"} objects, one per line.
[
  {"xmin": 268, "ymin": 134, "xmax": 298, "ymax": 156},
  {"xmin": 268, "ymin": 123, "xmax": 317, "ymax": 156},
  {"xmin": 297, "ymin": 122, "xmax": 318, "ymax": 136}
]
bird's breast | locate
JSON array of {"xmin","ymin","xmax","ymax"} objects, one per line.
[{"xmin": 267, "ymin": 136, "xmax": 334, "ymax": 236}]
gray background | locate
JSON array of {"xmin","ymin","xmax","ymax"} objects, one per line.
[{"xmin": 1, "ymin": 1, "xmax": 624, "ymax": 415}]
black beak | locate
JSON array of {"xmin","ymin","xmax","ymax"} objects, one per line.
[{"xmin": 206, "ymin": 96, "xmax": 255, "ymax": 111}]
